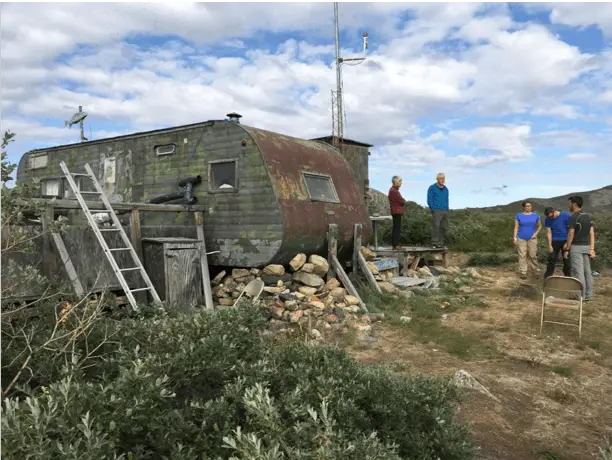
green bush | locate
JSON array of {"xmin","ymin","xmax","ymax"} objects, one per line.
[
  {"xmin": 1, "ymin": 305, "xmax": 475, "ymax": 460},
  {"xmin": 377, "ymin": 204, "xmax": 612, "ymax": 269}
]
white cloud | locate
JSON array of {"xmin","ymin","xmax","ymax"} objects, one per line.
[
  {"xmin": 566, "ymin": 153, "xmax": 598, "ymax": 160},
  {"xmin": 449, "ymin": 124, "xmax": 532, "ymax": 167},
  {"xmin": 545, "ymin": 3, "xmax": 612, "ymax": 36},
  {"xmin": 0, "ymin": 1, "xmax": 610, "ymax": 207}
]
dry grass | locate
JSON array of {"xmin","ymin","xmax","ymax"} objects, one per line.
[{"xmin": 343, "ymin": 257, "xmax": 612, "ymax": 460}]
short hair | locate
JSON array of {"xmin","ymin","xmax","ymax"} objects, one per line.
[
  {"xmin": 521, "ymin": 200, "xmax": 532, "ymax": 208},
  {"xmin": 568, "ymin": 196, "xmax": 583, "ymax": 207},
  {"xmin": 436, "ymin": 173, "xmax": 445, "ymax": 178},
  {"xmin": 392, "ymin": 175, "xmax": 402, "ymax": 183}
]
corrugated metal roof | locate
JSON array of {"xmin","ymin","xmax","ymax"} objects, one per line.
[{"xmin": 310, "ymin": 135, "xmax": 374, "ymax": 148}]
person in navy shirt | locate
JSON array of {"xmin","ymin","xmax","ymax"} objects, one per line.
[
  {"xmin": 427, "ymin": 173, "xmax": 449, "ymax": 248},
  {"xmin": 543, "ymin": 206, "xmax": 571, "ymax": 278},
  {"xmin": 512, "ymin": 200, "xmax": 542, "ymax": 279}
]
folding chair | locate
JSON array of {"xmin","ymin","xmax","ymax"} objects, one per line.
[
  {"xmin": 540, "ymin": 275, "xmax": 584, "ymax": 338},
  {"xmin": 233, "ymin": 279, "xmax": 265, "ymax": 306}
]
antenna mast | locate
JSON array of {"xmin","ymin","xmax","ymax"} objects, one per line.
[{"xmin": 331, "ymin": 2, "xmax": 368, "ymax": 153}]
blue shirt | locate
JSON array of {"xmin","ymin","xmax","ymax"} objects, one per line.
[
  {"xmin": 545, "ymin": 211, "xmax": 571, "ymax": 242},
  {"xmin": 515, "ymin": 213, "xmax": 540, "ymax": 240},
  {"xmin": 427, "ymin": 184, "xmax": 449, "ymax": 210}
]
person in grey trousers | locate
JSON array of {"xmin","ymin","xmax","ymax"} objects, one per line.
[
  {"xmin": 563, "ymin": 196, "xmax": 596, "ymax": 301},
  {"xmin": 427, "ymin": 173, "xmax": 449, "ymax": 248}
]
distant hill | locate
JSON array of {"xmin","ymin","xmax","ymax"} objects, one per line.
[
  {"xmin": 367, "ymin": 185, "xmax": 612, "ymax": 215},
  {"xmin": 470, "ymin": 185, "xmax": 612, "ymax": 214}
]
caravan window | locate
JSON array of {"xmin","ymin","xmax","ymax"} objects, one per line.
[
  {"xmin": 41, "ymin": 179, "xmax": 62, "ymax": 198},
  {"xmin": 29, "ymin": 153, "xmax": 48, "ymax": 170},
  {"xmin": 209, "ymin": 160, "xmax": 237, "ymax": 191},
  {"xmin": 155, "ymin": 144, "xmax": 176, "ymax": 156},
  {"xmin": 63, "ymin": 177, "xmax": 95, "ymax": 199},
  {"xmin": 303, "ymin": 172, "xmax": 340, "ymax": 203}
]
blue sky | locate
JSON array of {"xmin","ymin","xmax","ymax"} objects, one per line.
[{"xmin": 1, "ymin": 2, "xmax": 611, "ymax": 209}]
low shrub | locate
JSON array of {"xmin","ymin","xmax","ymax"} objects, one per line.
[{"xmin": 1, "ymin": 304, "xmax": 475, "ymax": 460}]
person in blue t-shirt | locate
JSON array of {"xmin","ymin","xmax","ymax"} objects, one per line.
[
  {"xmin": 543, "ymin": 206, "xmax": 571, "ymax": 278},
  {"xmin": 512, "ymin": 200, "xmax": 542, "ymax": 279}
]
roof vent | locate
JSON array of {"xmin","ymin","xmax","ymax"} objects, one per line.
[{"xmin": 226, "ymin": 112, "xmax": 242, "ymax": 124}]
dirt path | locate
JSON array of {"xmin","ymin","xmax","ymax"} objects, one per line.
[{"xmin": 344, "ymin": 259, "xmax": 612, "ymax": 460}]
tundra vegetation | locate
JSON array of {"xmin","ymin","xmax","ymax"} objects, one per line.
[{"xmin": 2, "ymin": 131, "xmax": 611, "ymax": 460}]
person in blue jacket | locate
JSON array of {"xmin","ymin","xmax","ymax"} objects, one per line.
[{"xmin": 427, "ymin": 173, "xmax": 449, "ymax": 248}]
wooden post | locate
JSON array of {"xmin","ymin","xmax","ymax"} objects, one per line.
[
  {"xmin": 41, "ymin": 206, "xmax": 60, "ymax": 279},
  {"xmin": 327, "ymin": 224, "xmax": 338, "ymax": 282},
  {"xmin": 372, "ymin": 220, "xmax": 379, "ymax": 250},
  {"xmin": 352, "ymin": 223, "xmax": 362, "ymax": 283},
  {"xmin": 129, "ymin": 208, "xmax": 146, "ymax": 303},
  {"xmin": 195, "ymin": 211, "xmax": 214, "ymax": 310}
]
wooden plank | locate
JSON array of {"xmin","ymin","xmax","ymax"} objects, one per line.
[
  {"xmin": 358, "ymin": 252, "xmax": 381, "ymax": 293},
  {"xmin": 50, "ymin": 232, "xmax": 85, "ymax": 297},
  {"xmin": 331, "ymin": 255, "xmax": 368, "ymax": 313},
  {"xmin": 165, "ymin": 244, "xmax": 202, "ymax": 311},
  {"xmin": 410, "ymin": 254, "xmax": 421, "ymax": 271},
  {"xmin": 195, "ymin": 211, "xmax": 214, "ymax": 310},
  {"xmin": 327, "ymin": 224, "xmax": 338, "ymax": 282},
  {"xmin": 372, "ymin": 220, "xmax": 379, "ymax": 250},
  {"xmin": 17, "ymin": 198, "xmax": 206, "ymax": 213},
  {"xmin": 352, "ymin": 223, "xmax": 362, "ymax": 283},
  {"xmin": 129, "ymin": 209, "xmax": 146, "ymax": 303},
  {"xmin": 41, "ymin": 206, "xmax": 60, "ymax": 279}
]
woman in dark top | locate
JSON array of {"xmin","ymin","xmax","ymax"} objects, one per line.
[{"xmin": 388, "ymin": 175, "xmax": 406, "ymax": 250}]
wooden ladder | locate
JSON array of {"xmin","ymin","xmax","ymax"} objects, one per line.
[{"xmin": 59, "ymin": 161, "xmax": 161, "ymax": 309}]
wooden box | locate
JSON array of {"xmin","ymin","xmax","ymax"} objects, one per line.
[{"xmin": 141, "ymin": 237, "xmax": 203, "ymax": 310}]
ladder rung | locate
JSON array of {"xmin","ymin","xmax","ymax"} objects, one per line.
[
  {"xmin": 69, "ymin": 173, "xmax": 91, "ymax": 177},
  {"xmin": 99, "ymin": 228, "xmax": 120, "ymax": 232},
  {"xmin": 120, "ymin": 267, "xmax": 141, "ymax": 272},
  {"xmin": 109, "ymin": 248, "xmax": 131, "ymax": 252},
  {"xmin": 81, "ymin": 191, "xmax": 100, "ymax": 194},
  {"xmin": 130, "ymin": 287, "xmax": 152, "ymax": 293}
]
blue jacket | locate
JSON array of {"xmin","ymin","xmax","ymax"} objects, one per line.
[{"xmin": 427, "ymin": 183, "xmax": 449, "ymax": 210}]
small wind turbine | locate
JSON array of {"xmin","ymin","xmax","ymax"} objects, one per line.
[{"xmin": 65, "ymin": 106, "xmax": 89, "ymax": 142}]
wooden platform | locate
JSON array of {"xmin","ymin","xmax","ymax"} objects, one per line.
[{"xmin": 371, "ymin": 245, "xmax": 448, "ymax": 274}]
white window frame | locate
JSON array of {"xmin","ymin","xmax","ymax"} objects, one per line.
[
  {"xmin": 29, "ymin": 153, "xmax": 48, "ymax": 170},
  {"xmin": 41, "ymin": 178, "xmax": 63, "ymax": 198},
  {"xmin": 208, "ymin": 159, "xmax": 239, "ymax": 193},
  {"xmin": 155, "ymin": 144, "xmax": 176, "ymax": 156},
  {"xmin": 302, "ymin": 171, "xmax": 340, "ymax": 203}
]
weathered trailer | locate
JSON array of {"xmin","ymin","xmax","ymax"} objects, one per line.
[{"xmin": 15, "ymin": 118, "xmax": 372, "ymax": 270}]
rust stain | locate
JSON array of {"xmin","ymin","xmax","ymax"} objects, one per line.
[{"xmin": 243, "ymin": 125, "xmax": 372, "ymax": 254}]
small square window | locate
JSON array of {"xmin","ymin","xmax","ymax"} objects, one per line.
[
  {"xmin": 209, "ymin": 160, "xmax": 237, "ymax": 190},
  {"xmin": 303, "ymin": 173, "xmax": 339, "ymax": 203},
  {"xmin": 41, "ymin": 179, "xmax": 62, "ymax": 198},
  {"xmin": 64, "ymin": 177, "xmax": 96, "ymax": 199},
  {"xmin": 155, "ymin": 144, "xmax": 176, "ymax": 156},
  {"xmin": 30, "ymin": 154, "xmax": 48, "ymax": 170}
]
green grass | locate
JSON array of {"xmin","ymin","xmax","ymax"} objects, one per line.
[
  {"xmin": 551, "ymin": 365, "xmax": 574, "ymax": 378},
  {"xmin": 359, "ymin": 283, "xmax": 500, "ymax": 361},
  {"xmin": 467, "ymin": 252, "xmax": 518, "ymax": 267},
  {"xmin": 535, "ymin": 446, "xmax": 565, "ymax": 460}
]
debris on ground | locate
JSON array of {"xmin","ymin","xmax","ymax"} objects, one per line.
[{"xmin": 452, "ymin": 369, "xmax": 500, "ymax": 402}]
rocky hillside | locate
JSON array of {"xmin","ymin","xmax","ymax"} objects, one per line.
[
  {"xmin": 367, "ymin": 188, "xmax": 392, "ymax": 216},
  {"xmin": 471, "ymin": 184, "xmax": 612, "ymax": 214}
]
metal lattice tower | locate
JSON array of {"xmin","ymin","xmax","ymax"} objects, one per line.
[{"xmin": 331, "ymin": 2, "xmax": 368, "ymax": 154}]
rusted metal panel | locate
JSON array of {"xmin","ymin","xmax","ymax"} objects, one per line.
[{"xmin": 243, "ymin": 126, "xmax": 371, "ymax": 262}]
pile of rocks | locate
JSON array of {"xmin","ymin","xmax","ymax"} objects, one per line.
[{"xmin": 211, "ymin": 252, "xmax": 374, "ymax": 337}]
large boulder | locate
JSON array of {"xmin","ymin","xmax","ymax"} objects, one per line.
[
  {"xmin": 263, "ymin": 264, "xmax": 285, "ymax": 276},
  {"xmin": 293, "ymin": 271, "xmax": 325, "ymax": 288},
  {"xmin": 289, "ymin": 253, "xmax": 307, "ymax": 271},
  {"xmin": 309, "ymin": 255, "xmax": 330, "ymax": 277}
]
